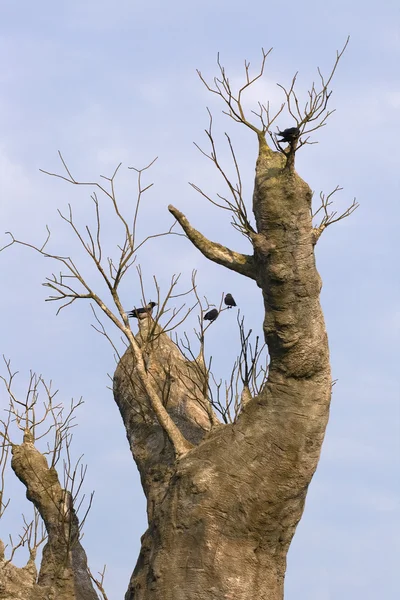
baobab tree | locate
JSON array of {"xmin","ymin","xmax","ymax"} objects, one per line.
[{"xmin": 0, "ymin": 40, "xmax": 357, "ymax": 599}]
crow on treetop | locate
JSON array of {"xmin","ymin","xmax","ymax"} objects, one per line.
[
  {"xmin": 127, "ymin": 301, "xmax": 157, "ymax": 319},
  {"xmin": 276, "ymin": 127, "xmax": 300, "ymax": 143}
]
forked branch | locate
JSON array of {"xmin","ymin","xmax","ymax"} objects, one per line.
[
  {"xmin": 0, "ymin": 364, "xmax": 97, "ymax": 598},
  {"xmin": 311, "ymin": 185, "xmax": 359, "ymax": 243},
  {"xmin": 191, "ymin": 109, "xmax": 256, "ymax": 240},
  {"xmin": 88, "ymin": 564, "xmax": 109, "ymax": 600},
  {"xmin": 273, "ymin": 37, "xmax": 350, "ymax": 165},
  {"xmin": 4, "ymin": 510, "xmax": 46, "ymax": 566},
  {"xmin": 197, "ymin": 48, "xmax": 284, "ymax": 138},
  {"xmin": 4, "ymin": 157, "xmax": 193, "ymax": 458}
]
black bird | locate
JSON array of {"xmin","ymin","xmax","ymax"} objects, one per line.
[
  {"xmin": 224, "ymin": 293, "xmax": 237, "ymax": 309},
  {"xmin": 276, "ymin": 127, "xmax": 300, "ymax": 143},
  {"xmin": 127, "ymin": 301, "xmax": 157, "ymax": 319},
  {"xmin": 204, "ymin": 308, "xmax": 219, "ymax": 322}
]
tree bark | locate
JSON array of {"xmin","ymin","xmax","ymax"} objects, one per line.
[
  {"xmin": 113, "ymin": 137, "xmax": 331, "ymax": 599},
  {"xmin": 0, "ymin": 432, "xmax": 99, "ymax": 600}
]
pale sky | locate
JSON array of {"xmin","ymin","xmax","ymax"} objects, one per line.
[{"xmin": 0, "ymin": 1, "xmax": 399, "ymax": 599}]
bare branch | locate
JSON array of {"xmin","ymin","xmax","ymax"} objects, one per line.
[
  {"xmin": 168, "ymin": 205, "xmax": 256, "ymax": 279},
  {"xmin": 311, "ymin": 185, "xmax": 359, "ymax": 243},
  {"xmin": 9, "ymin": 156, "xmax": 195, "ymax": 457},
  {"xmin": 88, "ymin": 564, "xmax": 109, "ymax": 600},
  {"xmin": 197, "ymin": 48, "xmax": 282, "ymax": 137},
  {"xmin": 273, "ymin": 37, "xmax": 350, "ymax": 167},
  {"xmin": 0, "ymin": 411, "xmax": 11, "ymax": 518},
  {"xmin": 191, "ymin": 109, "xmax": 256, "ymax": 240},
  {"xmin": 128, "ymin": 156, "xmax": 158, "ymax": 246}
]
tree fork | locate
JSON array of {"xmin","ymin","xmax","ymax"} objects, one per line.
[
  {"xmin": 10, "ymin": 432, "xmax": 98, "ymax": 600},
  {"xmin": 115, "ymin": 132, "xmax": 332, "ymax": 598}
]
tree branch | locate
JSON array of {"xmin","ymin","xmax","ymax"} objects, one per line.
[
  {"xmin": 311, "ymin": 185, "xmax": 359, "ymax": 244},
  {"xmin": 196, "ymin": 48, "xmax": 281, "ymax": 139},
  {"xmin": 5, "ymin": 157, "xmax": 195, "ymax": 459},
  {"xmin": 168, "ymin": 205, "xmax": 256, "ymax": 279}
]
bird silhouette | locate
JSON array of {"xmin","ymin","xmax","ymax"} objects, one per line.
[
  {"xmin": 276, "ymin": 127, "xmax": 300, "ymax": 143},
  {"xmin": 127, "ymin": 301, "xmax": 157, "ymax": 319},
  {"xmin": 204, "ymin": 308, "xmax": 219, "ymax": 321},
  {"xmin": 224, "ymin": 293, "xmax": 237, "ymax": 309}
]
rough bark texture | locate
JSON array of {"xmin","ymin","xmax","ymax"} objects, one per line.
[
  {"xmin": 0, "ymin": 541, "xmax": 40, "ymax": 600},
  {"xmin": 0, "ymin": 433, "xmax": 98, "ymax": 600},
  {"xmin": 114, "ymin": 138, "xmax": 331, "ymax": 599}
]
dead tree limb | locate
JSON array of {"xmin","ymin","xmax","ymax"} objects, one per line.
[
  {"xmin": 168, "ymin": 204, "xmax": 256, "ymax": 279},
  {"xmin": 4, "ymin": 157, "xmax": 193, "ymax": 458},
  {"xmin": 0, "ymin": 364, "xmax": 98, "ymax": 600},
  {"xmin": 311, "ymin": 186, "xmax": 359, "ymax": 243}
]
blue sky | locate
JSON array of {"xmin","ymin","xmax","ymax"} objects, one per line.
[{"xmin": 0, "ymin": 1, "xmax": 399, "ymax": 598}]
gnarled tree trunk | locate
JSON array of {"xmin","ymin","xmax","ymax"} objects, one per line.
[
  {"xmin": 113, "ymin": 136, "xmax": 331, "ymax": 600},
  {"xmin": 0, "ymin": 432, "xmax": 98, "ymax": 600}
]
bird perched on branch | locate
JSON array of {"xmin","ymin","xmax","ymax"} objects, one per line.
[
  {"xmin": 224, "ymin": 293, "xmax": 237, "ymax": 309},
  {"xmin": 127, "ymin": 301, "xmax": 157, "ymax": 319},
  {"xmin": 276, "ymin": 127, "xmax": 300, "ymax": 144},
  {"xmin": 204, "ymin": 308, "xmax": 219, "ymax": 322}
]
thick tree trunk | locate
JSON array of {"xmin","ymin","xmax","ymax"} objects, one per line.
[
  {"xmin": 113, "ymin": 138, "xmax": 331, "ymax": 599},
  {"xmin": 0, "ymin": 433, "xmax": 98, "ymax": 600}
]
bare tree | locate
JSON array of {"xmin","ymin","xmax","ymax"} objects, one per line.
[
  {"xmin": 120, "ymin": 42, "xmax": 358, "ymax": 600},
  {"xmin": 0, "ymin": 361, "xmax": 98, "ymax": 600},
  {"xmin": 0, "ymin": 42, "xmax": 357, "ymax": 599}
]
